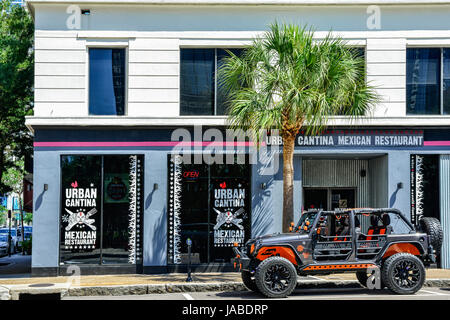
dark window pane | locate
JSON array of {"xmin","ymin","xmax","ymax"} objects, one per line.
[
  {"xmin": 407, "ymin": 48, "xmax": 441, "ymax": 115},
  {"xmin": 89, "ymin": 48, "xmax": 125, "ymax": 115},
  {"xmin": 180, "ymin": 49, "xmax": 215, "ymax": 115},
  {"xmin": 179, "ymin": 163, "xmax": 210, "ymax": 263},
  {"xmin": 102, "ymin": 155, "xmax": 140, "ymax": 265},
  {"xmin": 60, "ymin": 155, "xmax": 102, "ymax": 264},
  {"xmin": 216, "ymin": 49, "xmax": 244, "ymax": 115},
  {"xmin": 444, "ymin": 49, "xmax": 450, "ymax": 114}
]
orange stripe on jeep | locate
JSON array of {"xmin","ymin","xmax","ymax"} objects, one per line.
[
  {"xmin": 256, "ymin": 246, "xmax": 298, "ymax": 265},
  {"xmin": 382, "ymin": 243, "xmax": 420, "ymax": 259},
  {"xmin": 303, "ymin": 264, "xmax": 375, "ymax": 271}
]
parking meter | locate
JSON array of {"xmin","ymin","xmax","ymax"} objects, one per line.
[{"xmin": 186, "ymin": 238, "xmax": 193, "ymax": 282}]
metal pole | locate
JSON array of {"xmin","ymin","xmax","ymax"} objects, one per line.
[
  {"xmin": 186, "ymin": 238, "xmax": 192, "ymax": 282},
  {"xmin": 19, "ymin": 197, "xmax": 24, "ymax": 255},
  {"xmin": 8, "ymin": 210, "xmax": 11, "ymax": 257}
]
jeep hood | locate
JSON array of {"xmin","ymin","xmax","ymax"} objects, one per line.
[{"xmin": 249, "ymin": 232, "xmax": 308, "ymax": 244}]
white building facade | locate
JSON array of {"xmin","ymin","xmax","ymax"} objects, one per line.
[{"xmin": 26, "ymin": 0, "xmax": 450, "ymax": 275}]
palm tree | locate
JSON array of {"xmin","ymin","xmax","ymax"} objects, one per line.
[{"xmin": 219, "ymin": 23, "xmax": 378, "ymax": 233}]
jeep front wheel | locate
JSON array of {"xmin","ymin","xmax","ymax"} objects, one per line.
[
  {"xmin": 382, "ymin": 253, "xmax": 425, "ymax": 295},
  {"xmin": 254, "ymin": 256, "xmax": 297, "ymax": 298}
]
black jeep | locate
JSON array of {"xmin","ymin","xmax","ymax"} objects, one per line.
[{"xmin": 233, "ymin": 208, "xmax": 443, "ymax": 298}]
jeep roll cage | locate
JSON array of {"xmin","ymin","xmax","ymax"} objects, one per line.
[{"xmin": 295, "ymin": 208, "xmax": 415, "ymax": 234}]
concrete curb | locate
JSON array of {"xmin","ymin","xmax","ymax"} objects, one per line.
[{"xmin": 3, "ymin": 279, "xmax": 450, "ymax": 299}]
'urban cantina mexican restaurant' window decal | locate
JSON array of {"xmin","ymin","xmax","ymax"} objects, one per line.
[
  {"xmin": 213, "ymin": 181, "xmax": 247, "ymax": 247},
  {"xmin": 62, "ymin": 181, "xmax": 98, "ymax": 250}
]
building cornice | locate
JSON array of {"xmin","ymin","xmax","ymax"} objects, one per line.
[
  {"xmin": 25, "ymin": 0, "xmax": 450, "ymax": 5},
  {"xmin": 25, "ymin": 116, "xmax": 450, "ymax": 133}
]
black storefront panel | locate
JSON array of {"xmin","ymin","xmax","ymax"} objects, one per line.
[
  {"xmin": 167, "ymin": 156, "xmax": 251, "ymax": 265},
  {"xmin": 60, "ymin": 155, "xmax": 144, "ymax": 266}
]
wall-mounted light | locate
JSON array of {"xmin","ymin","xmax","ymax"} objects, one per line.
[
  {"xmin": 397, "ymin": 182, "xmax": 403, "ymax": 189},
  {"xmin": 44, "ymin": 184, "xmax": 48, "ymax": 191},
  {"xmin": 360, "ymin": 169, "xmax": 366, "ymax": 178},
  {"xmin": 153, "ymin": 183, "xmax": 158, "ymax": 190},
  {"xmin": 81, "ymin": 9, "xmax": 91, "ymax": 15},
  {"xmin": 260, "ymin": 183, "xmax": 266, "ymax": 190}
]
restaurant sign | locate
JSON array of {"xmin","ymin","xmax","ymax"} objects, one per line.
[{"xmin": 266, "ymin": 129, "xmax": 424, "ymax": 147}]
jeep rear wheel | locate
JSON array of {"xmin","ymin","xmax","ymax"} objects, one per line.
[
  {"xmin": 254, "ymin": 256, "xmax": 297, "ymax": 298},
  {"xmin": 382, "ymin": 253, "xmax": 425, "ymax": 295},
  {"xmin": 241, "ymin": 270, "xmax": 259, "ymax": 293}
]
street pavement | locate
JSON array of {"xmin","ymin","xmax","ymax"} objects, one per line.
[
  {"xmin": 0, "ymin": 253, "xmax": 31, "ymax": 276},
  {"xmin": 63, "ymin": 286, "xmax": 450, "ymax": 300}
]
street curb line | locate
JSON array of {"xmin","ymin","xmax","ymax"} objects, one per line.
[{"xmin": 3, "ymin": 279, "xmax": 450, "ymax": 299}]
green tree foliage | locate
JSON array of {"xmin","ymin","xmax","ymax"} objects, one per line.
[
  {"xmin": 0, "ymin": 0, "xmax": 34, "ymax": 194},
  {"xmin": 0, "ymin": 205, "xmax": 6, "ymax": 226},
  {"xmin": 219, "ymin": 23, "xmax": 379, "ymax": 232}
]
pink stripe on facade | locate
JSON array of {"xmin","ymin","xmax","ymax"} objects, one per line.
[
  {"xmin": 34, "ymin": 141, "xmax": 263, "ymax": 147},
  {"xmin": 423, "ymin": 141, "xmax": 450, "ymax": 146}
]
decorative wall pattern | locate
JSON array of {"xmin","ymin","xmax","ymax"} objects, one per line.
[
  {"xmin": 168, "ymin": 155, "xmax": 182, "ymax": 264},
  {"xmin": 410, "ymin": 154, "xmax": 424, "ymax": 225},
  {"xmin": 128, "ymin": 155, "xmax": 138, "ymax": 264}
]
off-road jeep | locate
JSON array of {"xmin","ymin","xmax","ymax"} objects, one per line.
[{"xmin": 233, "ymin": 208, "xmax": 443, "ymax": 298}]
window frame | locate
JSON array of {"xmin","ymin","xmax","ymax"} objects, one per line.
[
  {"xmin": 406, "ymin": 47, "xmax": 450, "ymax": 116},
  {"xmin": 86, "ymin": 44, "xmax": 129, "ymax": 116}
]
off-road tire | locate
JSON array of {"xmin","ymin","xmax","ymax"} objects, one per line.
[
  {"xmin": 419, "ymin": 217, "xmax": 443, "ymax": 253},
  {"xmin": 241, "ymin": 270, "xmax": 259, "ymax": 293},
  {"xmin": 381, "ymin": 253, "xmax": 425, "ymax": 295},
  {"xmin": 356, "ymin": 270, "xmax": 385, "ymax": 289},
  {"xmin": 254, "ymin": 256, "xmax": 297, "ymax": 298}
]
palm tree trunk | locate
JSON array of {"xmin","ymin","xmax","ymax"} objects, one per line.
[{"xmin": 282, "ymin": 133, "xmax": 296, "ymax": 233}]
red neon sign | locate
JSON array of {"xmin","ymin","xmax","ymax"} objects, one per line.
[{"xmin": 183, "ymin": 170, "xmax": 200, "ymax": 179}]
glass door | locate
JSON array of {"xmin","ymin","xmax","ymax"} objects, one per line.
[
  {"xmin": 303, "ymin": 188, "xmax": 328, "ymax": 210},
  {"xmin": 331, "ymin": 189, "xmax": 356, "ymax": 210}
]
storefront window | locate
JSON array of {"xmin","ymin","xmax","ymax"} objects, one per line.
[
  {"xmin": 168, "ymin": 156, "xmax": 251, "ymax": 265},
  {"xmin": 60, "ymin": 156, "xmax": 102, "ymax": 264},
  {"xmin": 60, "ymin": 155, "xmax": 143, "ymax": 265}
]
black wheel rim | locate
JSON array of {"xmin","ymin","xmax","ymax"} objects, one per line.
[
  {"xmin": 264, "ymin": 264, "xmax": 292, "ymax": 293},
  {"xmin": 392, "ymin": 259, "xmax": 421, "ymax": 289}
]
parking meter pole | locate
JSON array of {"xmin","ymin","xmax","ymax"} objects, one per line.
[
  {"xmin": 8, "ymin": 210, "xmax": 11, "ymax": 257},
  {"xmin": 186, "ymin": 238, "xmax": 193, "ymax": 282}
]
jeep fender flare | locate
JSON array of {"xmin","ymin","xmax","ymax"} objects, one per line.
[
  {"xmin": 255, "ymin": 244, "xmax": 302, "ymax": 266},
  {"xmin": 378, "ymin": 241, "xmax": 425, "ymax": 261}
]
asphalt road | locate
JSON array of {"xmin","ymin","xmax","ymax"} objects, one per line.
[
  {"xmin": 64, "ymin": 286, "xmax": 450, "ymax": 300},
  {"xmin": 0, "ymin": 253, "xmax": 31, "ymax": 276}
]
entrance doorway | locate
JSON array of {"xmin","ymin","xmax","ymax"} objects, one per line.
[{"xmin": 304, "ymin": 188, "xmax": 356, "ymax": 211}]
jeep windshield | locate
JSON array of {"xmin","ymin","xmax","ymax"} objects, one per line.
[{"xmin": 295, "ymin": 211, "xmax": 319, "ymax": 235}]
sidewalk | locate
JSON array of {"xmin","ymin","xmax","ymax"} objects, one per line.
[{"xmin": 1, "ymin": 269, "xmax": 449, "ymax": 300}]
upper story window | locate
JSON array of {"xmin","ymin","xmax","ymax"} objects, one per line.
[
  {"xmin": 407, "ymin": 48, "xmax": 450, "ymax": 115},
  {"xmin": 89, "ymin": 48, "xmax": 126, "ymax": 116},
  {"xmin": 180, "ymin": 48, "xmax": 243, "ymax": 116},
  {"xmin": 180, "ymin": 47, "xmax": 363, "ymax": 116}
]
